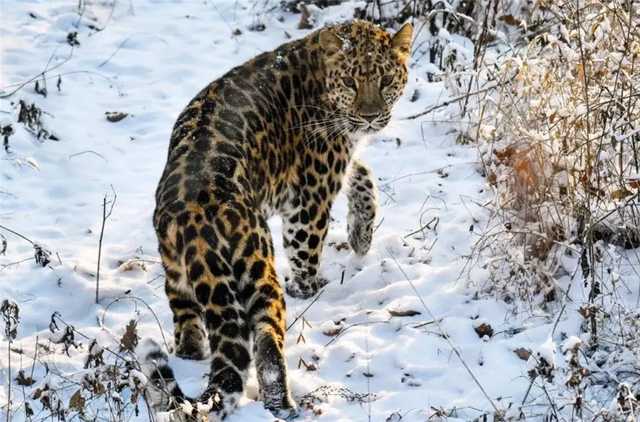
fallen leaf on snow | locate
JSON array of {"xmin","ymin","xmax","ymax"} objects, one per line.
[
  {"xmin": 474, "ymin": 323, "xmax": 494, "ymax": 338},
  {"xmin": 515, "ymin": 347, "xmax": 532, "ymax": 360},
  {"xmin": 388, "ymin": 309, "xmax": 421, "ymax": 317},
  {"xmin": 16, "ymin": 370, "xmax": 36, "ymax": 386},
  {"xmin": 105, "ymin": 112, "xmax": 128, "ymax": 123},
  {"xmin": 69, "ymin": 389, "xmax": 85, "ymax": 411},
  {"xmin": 119, "ymin": 319, "xmax": 139, "ymax": 351},
  {"xmin": 323, "ymin": 327, "xmax": 342, "ymax": 337}
]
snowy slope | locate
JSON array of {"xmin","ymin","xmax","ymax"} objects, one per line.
[{"xmin": 0, "ymin": 1, "xmax": 563, "ymax": 421}]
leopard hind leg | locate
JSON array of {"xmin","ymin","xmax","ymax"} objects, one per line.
[
  {"xmin": 241, "ymin": 214, "xmax": 298, "ymax": 419},
  {"xmin": 157, "ymin": 213, "xmax": 208, "ymax": 361}
]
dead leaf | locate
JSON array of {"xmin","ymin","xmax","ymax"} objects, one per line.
[
  {"xmin": 323, "ymin": 327, "xmax": 342, "ymax": 337},
  {"xmin": 297, "ymin": 358, "xmax": 317, "ymax": 371},
  {"xmin": 529, "ymin": 235, "xmax": 551, "ymax": 261},
  {"xmin": 493, "ymin": 147, "xmax": 517, "ymax": 164},
  {"xmin": 119, "ymin": 319, "xmax": 138, "ymax": 352},
  {"xmin": 16, "ymin": 370, "xmax": 35, "ymax": 386},
  {"xmin": 233, "ymin": 28, "xmax": 242, "ymax": 36},
  {"xmin": 474, "ymin": 323, "xmax": 494, "ymax": 338},
  {"xmin": 498, "ymin": 15, "xmax": 520, "ymax": 25},
  {"xmin": 611, "ymin": 189, "xmax": 632, "ymax": 200},
  {"xmin": 363, "ymin": 372, "xmax": 374, "ymax": 378},
  {"xmin": 333, "ymin": 242, "xmax": 349, "ymax": 251},
  {"xmin": 105, "ymin": 112, "xmax": 128, "ymax": 123},
  {"xmin": 69, "ymin": 389, "xmax": 85, "ymax": 411},
  {"xmin": 388, "ymin": 309, "xmax": 421, "ymax": 317},
  {"xmin": 579, "ymin": 306, "xmax": 597, "ymax": 318},
  {"xmin": 298, "ymin": 4, "xmax": 313, "ymax": 29},
  {"xmin": 436, "ymin": 168, "xmax": 449, "ymax": 178},
  {"xmin": 544, "ymin": 287, "xmax": 556, "ymax": 302},
  {"xmin": 32, "ymin": 388, "xmax": 42, "ymax": 400},
  {"xmin": 515, "ymin": 348, "xmax": 531, "ymax": 361},
  {"xmin": 119, "ymin": 260, "xmax": 146, "ymax": 272},
  {"xmin": 38, "ymin": 342, "xmax": 53, "ymax": 354},
  {"xmin": 514, "ymin": 154, "xmax": 538, "ymax": 191},
  {"xmin": 72, "ymin": 264, "xmax": 95, "ymax": 278}
]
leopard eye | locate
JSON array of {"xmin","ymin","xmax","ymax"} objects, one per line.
[
  {"xmin": 342, "ymin": 76, "xmax": 356, "ymax": 88},
  {"xmin": 381, "ymin": 75, "xmax": 394, "ymax": 87}
]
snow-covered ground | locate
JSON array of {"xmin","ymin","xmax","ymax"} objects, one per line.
[{"xmin": 0, "ymin": 1, "xmax": 579, "ymax": 421}]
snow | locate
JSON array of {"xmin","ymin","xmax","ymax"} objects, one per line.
[
  {"xmin": 537, "ymin": 336, "xmax": 557, "ymax": 365},
  {"xmin": 562, "ymin": 336, "xmax": 582, "ymax": 354},
  {"xmin": 179, "ymin": 401, "xmax": 194, "ymax": 415},
  {"xmin": 0, "ymin": 1, "xmax": 611, "ymax": 422},
  {"xmin": 129, "ymin": 370, "xmax": 148, "ymax": 388}
]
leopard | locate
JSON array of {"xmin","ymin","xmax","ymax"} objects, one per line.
[{"xmin": 136, "ymin": 19, "xmax": 413, "ymax": 422}]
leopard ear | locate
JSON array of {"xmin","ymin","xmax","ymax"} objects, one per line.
[
  {"xmin": 319, "ymin": 29, "xmax": 343, "ymax": 54},
  {"xmin": 391, "ymin": 23, "xmax": 413, "ymax": 61}
]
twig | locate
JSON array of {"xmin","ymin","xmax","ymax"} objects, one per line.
[
  {"xmin": 96, "ymin": 186, "xmax": 117, "ymax": 304},
  {"xmin": 402, "ymin": 83, "xmax": 507, "ymax": 120},
  {"xmin": 1, "ymin": 300, "xmax": 19, "ymax": 422},
  {"xmin": 52, "ymin": 314, "xmax": 128, "ymax": 362},
  {"xmin": 69, "ymin": 151, "xmax": 108, "ymax": 163},
  {"xmin": 30, "ymin": 336, "xmax": 39, "ymax": 381},
  {"xmin": 286, "ymin": 289, "xmax": 324, "ymax": 331},
  {"xmin": 98, "ymin": 33, "xmax": 168, "ymax": 68},
  {"xmin": 0, "ymin": 225, "xmax": 34, "ymax": 245},
  {"xmin": 388, "ymin": 249, "xmax": 504, "ymax": 420},
  {"xmin": 0, "ymin": 258, "xmax": 36, "ymax": 274},
  {"xmin": 0, "ymin": 45, "xmax": 75, "ymax": 99},
  {"xmin": 100, "ymin": 296, "xmax": 170, "ymax": 352},
  {"xmin": 550, "ymin": 263, "xmax": 581, "ymax": 337},
  {"xmin": 404, "ymin": 216, "xmax": 439, "ymax": 238},
  {"xmin": 365, "ymin": 335, "xmax": 372, "ymax": 422},
  {"xmin": 378, "ymin": 166, "xmax": 452, "ymax": 188},
  {"xmin": 410, "ymin": 319, "xmax": 440, "ymax": 329},
  {"xmin": 6, "ymin": 339, "xmax": 10, "ymax": 422},
  {"xmin": 37, "ymin": 46, "xmax": 61, "ymax": 96},
  {"xmin": 88, "ymin": 0, "xmax": 117, "ymax": 36},
  {"xmin": 520, "ymin": 377, "xmax": 535, "ymax": 407},
  {"xmin": 208, "ymin": 1, "xmax": 241, "ymax": 46},
  {"xmin": 372, "ymin": 217, "xmax": 385, "ymax": 234},
  {"xmin": 2, "ymin": 70, "xmax": 123, "ymax": 96},
  {"xmin": 324, "ymin": 321, "xmax": 389, "ymax": 348}
]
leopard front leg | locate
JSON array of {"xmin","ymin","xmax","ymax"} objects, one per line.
[
  {"xmin": 346, "ymin": 160, "xmax": 377, "ymax": 255},
  {"xmin": 282, "ymin": 200, "xmax": 331, "ymax": 299}
]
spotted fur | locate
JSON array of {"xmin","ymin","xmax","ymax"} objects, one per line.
[{"xmin": 141, "ymin": 20, "xmax": 413, "ymax": 421}]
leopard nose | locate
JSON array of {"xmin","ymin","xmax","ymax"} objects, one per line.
[{"xmin": 361, "ymin": 112, "xmax": 380, "ymax": 122}]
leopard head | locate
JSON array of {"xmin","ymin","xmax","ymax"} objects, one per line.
[{"xmin": 320, "ymin": 21, "xmax": 413, "ymax": 134}]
